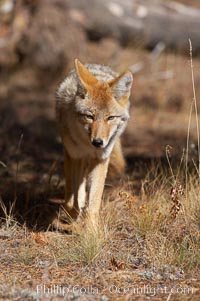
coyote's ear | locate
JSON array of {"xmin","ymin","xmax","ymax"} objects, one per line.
[
  {"xmin": 75, "ymin": 59, "xmax": 98, "ymax": 90},
  {"xmin": 108, "ymin": 71, "xmax": 133, "ymax": 106}
]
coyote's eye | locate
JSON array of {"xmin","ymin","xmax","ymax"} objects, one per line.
[
  {"xmin": 85, "ymin": 115, "xmax": 94, "ymax": 121},
  {"xmin": 108, "ymin": 116, "xmax": 116, "ymax": 121}
]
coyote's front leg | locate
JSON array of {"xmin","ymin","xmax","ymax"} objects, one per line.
[
  {"xmin": 87, "ymin": 158, "xmax": 109, "ymax": 224},
  {"xmin": 63, "ymin": 151, "xmax": 87, "ymax": 220}
]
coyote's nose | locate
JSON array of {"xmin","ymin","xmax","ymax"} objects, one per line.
[{"xmin": 92, "ymin": 138, "xmax": 103, "ymax": 148}]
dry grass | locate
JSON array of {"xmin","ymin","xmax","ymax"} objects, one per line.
[
  {"xmin": 0, "ymin": 156, "xmax": 200, "ymax": 301},
  {"xmin": 129, "ymin": 170, "xmax": 200, "ymax": 271},
  {"xmin": 54, "ymin": 219, "xmax": 109, "ymax": 265}
]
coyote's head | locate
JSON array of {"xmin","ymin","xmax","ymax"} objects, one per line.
[{"xmin": 74, "ymin": 59, "xmax": 133, "ymax": 149}]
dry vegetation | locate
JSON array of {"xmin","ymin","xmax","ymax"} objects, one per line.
[{"xmin": 0, "ymin": 159, "xmax": 200, "ymax": 300}]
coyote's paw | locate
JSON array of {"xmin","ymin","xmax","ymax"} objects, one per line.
[{"xmin": 51, "ymin": 218, "xmax": 73, "ymax": 234}]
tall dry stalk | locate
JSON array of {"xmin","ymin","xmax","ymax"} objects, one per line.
[
  {"xmin": 189, "ymin": 40, "xmax": 200, "ymax": 177},
  {"xmin": 186, "ymin": 40, "xmax": 200, "ymax": 197}
]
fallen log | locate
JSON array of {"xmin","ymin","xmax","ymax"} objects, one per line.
[{"xmin": 69, "ymin": 0, "xmax": 200, "ymax": 55}]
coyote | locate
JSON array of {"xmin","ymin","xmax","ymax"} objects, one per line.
[{"xmin": 56, "ymin": 59, "xmax": 133, "ymax": 226}]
